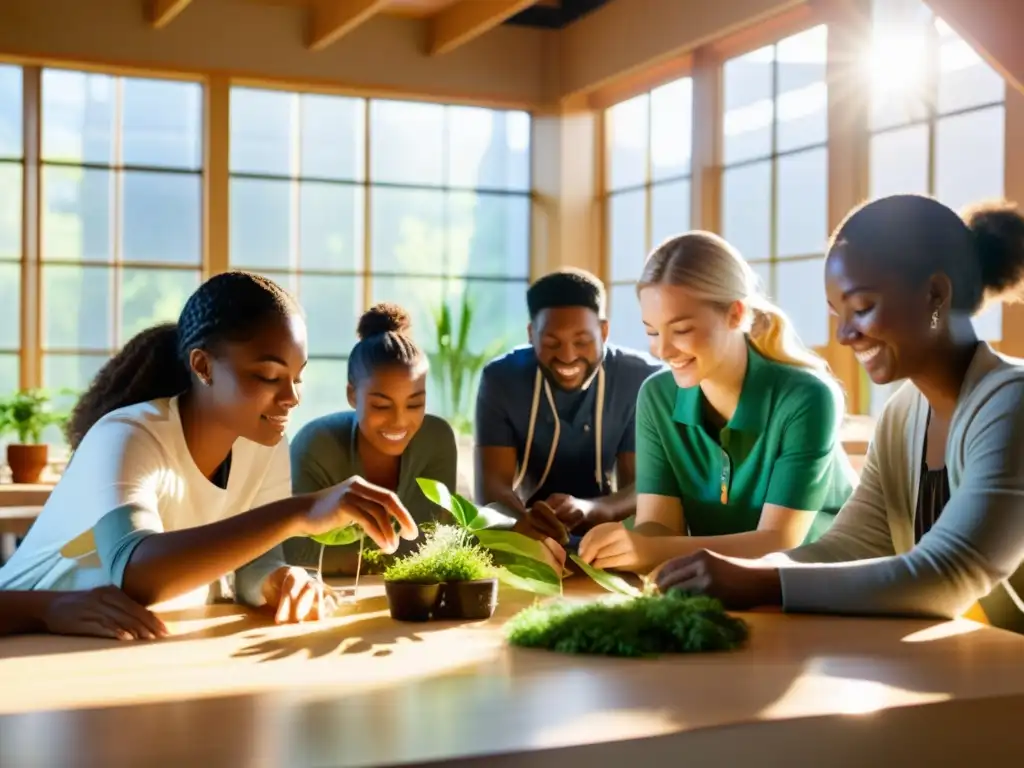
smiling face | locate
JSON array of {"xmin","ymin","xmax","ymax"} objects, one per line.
[
  {"xmin": 349, "ymin": 364, "xmax": 428, "ymax": 458},
  {"xmin": 529, "ymin": 307, "xmax": 608, "ymax": 392},
  {"xmin": 190, "ymin": 312, "xmax": 308, "ymax": 447},
  {"xmin": 824, "ymin": 243, "xmax": 948, "ymax": 385},
  {"xmin": 638, "ymin": 283, "xmax": 745, "ymax": 388}
]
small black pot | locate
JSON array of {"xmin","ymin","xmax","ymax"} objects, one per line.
[
  {"xmin": 435, "ymin": 579, "xmax": 499, "ymax": 621},
  {"xmin": 384, "ymin": 581, "xmax": 441, "ymax": 622}
]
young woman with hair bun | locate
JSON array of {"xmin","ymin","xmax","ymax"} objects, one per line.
[
  {"xmin": 284, "ymin": 303, "xmax": 457, "ymax": 576},
  {"xmin": 579, "ymin": 231, "xmax": 856, "ymax": 573}
]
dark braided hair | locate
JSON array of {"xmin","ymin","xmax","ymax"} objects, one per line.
[
  {"xmin": 348, "ymin": 303, "xmax": 425, "ymax": 386},
  {"xmin": 67, "ymin": 271, "xmax": 300, "ymax": 449}
]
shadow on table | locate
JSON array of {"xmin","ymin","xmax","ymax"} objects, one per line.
[{"xmin": 229, "ymin": 595, "xmax": 430, "ymax": 662}]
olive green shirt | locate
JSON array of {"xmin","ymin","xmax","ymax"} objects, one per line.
[
  {"xmin": 635, "ymin": 343, "xmax": 856, "ymax": 543},
  {"xmin": 282, "ymin": 411, "xmax": 458, "ymax": 569}
]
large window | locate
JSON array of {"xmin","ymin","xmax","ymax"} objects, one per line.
[
  {"xmin": 40, "ymin": 69, "xmax": 203, "ymax": 438},
  {"xmin": 605, "ymin": 77, "xmax": 693, "ymax": 352},
  {"xmin": 228, "ymin": 89, "xmax": 531, "ymax": 430},
  {"xmin": 0, "ymin": 66, "xmax": 21, "ymax": 399},
  {"xmin": 721, "ymin": 24, "xmax": 830, "ymax": 350},
  {"xmin": 865, "ymin": 0, "xmax": 1005, "ymax": 415}
]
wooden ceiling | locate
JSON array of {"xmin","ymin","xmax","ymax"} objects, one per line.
[{"xmin": 148, "ymin": 0, "xmax": 608, "ymax": 55}]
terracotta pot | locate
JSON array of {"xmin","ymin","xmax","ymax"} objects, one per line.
[
  {"xmin": 435, "ymin": 579, "xmax": 498, "ymax": 621},
  {"xmin": 6, "ymin": 444, "xmax": 48, "ymax": 484},
  {"xmin": 384, "ymin": 581, "xmax": 441, "ymax": 622}
]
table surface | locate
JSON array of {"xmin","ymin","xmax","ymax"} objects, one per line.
[{"xmin": 3, "ymin": 577, "xmax": 1024, "ymax": 767}]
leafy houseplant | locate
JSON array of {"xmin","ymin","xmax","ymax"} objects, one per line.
[
  {"xmin": 430, "ymin": 293, "xmax": 507, "ymax": 436},
  {"xmin": 0, "ymin": 389, "xmax": 68, "ymax": 483},
  {"xmin": 416, "ymin": 478, "xmax": 565, "ymax": 598},
  {"xmin": 383, "ymin": 525, "xmax": 498, "ymax": 622}
]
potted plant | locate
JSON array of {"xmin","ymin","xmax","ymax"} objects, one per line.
[
  {"xmin": 383, "ymin": 525, "xmax": 498, "ymax": 622},
  {"xmin": 0, "ymin": 389, "xmax": 68, "ymax": 484},
  {"xmin": 416, "ymin": 478, "xmax": 566, "ymax": 597}
]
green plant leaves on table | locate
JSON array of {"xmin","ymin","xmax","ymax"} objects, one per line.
[
  {"xmin": 568, "ymin": 554, "xmax": 643, "ymax": 598},
  {"xmin": 474, "ymin": 530, "xmax": 556, "ymax": 567},
  {"xmin": 416, "ymin": 478, "xmax": 520, "ymax": 534},
  {"xmin": 494, "ymin": 564, "xmax": 562, "ymax": 597},
  {"xmin": 416, "ymin": 477, "xmax": 564, "ymax": 595}
]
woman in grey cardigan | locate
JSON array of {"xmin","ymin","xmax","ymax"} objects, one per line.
[
  {"xmin": 655, "ymin": 194, "xmax": 1024, "ymax": 634},
  {"xmin": 283, "ymin": 303, "xmax": 457, "ymax": 575}
]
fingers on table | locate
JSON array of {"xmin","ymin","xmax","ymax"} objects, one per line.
[
  {"xmin": 276, "ymin": 573, "xmax": 340, "ymax": 624},
  {"xmin": 655, "ymin": 556, "xmax": 710, "ymax": 594},
  {"xmin": 75, "ymin": 618, "xmax": 136, "ymax": 641},
  {"xmin": 95, "ymin": 587, "xmax": 168, "ymax": 639}
]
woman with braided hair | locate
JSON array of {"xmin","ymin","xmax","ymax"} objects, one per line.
[{"xmin": 0, "ymin": 271, "xmax": 417, "ymax": 629}]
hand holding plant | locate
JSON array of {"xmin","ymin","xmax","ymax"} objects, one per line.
[{"xmin": 304, "ymin": 476, "xmax": 419, "ymax": 553}]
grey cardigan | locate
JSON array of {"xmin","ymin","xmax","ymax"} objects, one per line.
[{"xmin": 772, "ymin": 343, "xmax": 1024, "ymax": 625}]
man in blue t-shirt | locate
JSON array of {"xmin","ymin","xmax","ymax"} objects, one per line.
[{"xmin": 474, "ymin": 268, "xmax": 663, "ymax": 544}]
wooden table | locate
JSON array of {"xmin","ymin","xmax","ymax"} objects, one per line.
[{"xmin": 1, "ymin": 577, "xmax": 1023, "ymax": 768}]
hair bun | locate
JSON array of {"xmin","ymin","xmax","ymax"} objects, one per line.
[
  {"xmin": 964, "ymin": 199, "xmax": 1024, "ymax": 300},
  {"xmin": 357, "ymin": 302, "xmax": 412, "ymax": 340}
]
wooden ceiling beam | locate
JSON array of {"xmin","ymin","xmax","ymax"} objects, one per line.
[
  {"xmin": 308, "ymin": 0, "xmax": 391, "ymax": 52},
  {"xmin": 148, "ymin": 0, "xmax": 193, "ymax": 29},
  {"xmin": 428, "ymin": 0, "xmax": 540, "ymax": 56}
]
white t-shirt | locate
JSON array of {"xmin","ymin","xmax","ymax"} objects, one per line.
[{"xmin": 0, "ymin": 396, "xmax": 292, "ymax": 605}]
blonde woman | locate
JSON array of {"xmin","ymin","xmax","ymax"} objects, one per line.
[{"xmin": 579, "ymin": 231, "xmax": 856, "ymax": 573}]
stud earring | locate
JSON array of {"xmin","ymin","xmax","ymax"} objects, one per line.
[
  {"xmin": 930, "ymin": 309, "xmax": 940, "ymax": 330},
  {"xmin": 198, "ymin": 374, "xmax": 211, "ymax": 387}
]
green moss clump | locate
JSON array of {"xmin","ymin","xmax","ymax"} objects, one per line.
[
  {"xmin": 504, "ymin": 592, "xmax": 749, "ymax": 658},
  {"xmin": 383, "ymin": 525, "xmax": 493, "ymax": 584}
]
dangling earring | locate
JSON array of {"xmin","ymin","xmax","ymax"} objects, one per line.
[{"xmin": 930, "ymin": 309, "xmax": 940, "ymax": 330}]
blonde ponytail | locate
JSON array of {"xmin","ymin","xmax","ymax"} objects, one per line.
[
  {"xmin": 748, "ymin": 303, "xmax": 829, "ymax": 372},
  {"xmin": 639, "ymin": 231, "xmax": 830, "ymax": 373}
]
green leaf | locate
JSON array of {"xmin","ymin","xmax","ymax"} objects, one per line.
[
  {"xmin": 496, "ymin": 566, "xmax": 562, "ymax": 596},
  {"xmin": 416, "ymin": 479, "xmax": 483, "ymax": 529},
  {"xmin": 569, "ymin": 554, "xmax": 643, "ymax": 598},
  {"xmin": 500, "ymin": 556, "xmax": 562, "ymax": 586},
  {"xmin": 475, "ymin": 530, "xmax": 564, "ymax": 577},
  {"xmin": 460, "ymin": 497, "xmax": 515, "ymax": 532},
  {"xmin": 416, "ymin": 477, "xmax": 465, "ymax": 526},
  {"xmin": 451, "ymin": 495, "xmax": 479, "ymax": 529},
  {"xmin": 310, "ymin": 525, "xmax": 362, "ymax": 547}
]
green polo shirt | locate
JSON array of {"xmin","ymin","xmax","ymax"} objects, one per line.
[{"xmin": 635, "ymin": 344, "xmax": 855, "ymax": 543}]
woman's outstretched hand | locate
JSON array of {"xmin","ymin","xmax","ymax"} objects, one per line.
[
  {"xmin": 41, "ymin": 586, "xmax": 169, "ymax": 640},
  {"xmin": 303, "ymin": 476, "xmax": 419, "ymax": 554},
  {"xmin": 653, "ymin": 549, "xmax": 783, "ymax": 610},
  {"xmin": 261, "ymin": 566, "xmax": 335, "ymax": 624}
]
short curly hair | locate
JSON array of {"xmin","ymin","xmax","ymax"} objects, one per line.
[
  {"xmin": 526, "ymin": 269, "xmax": 606, "ymax": 320},
  {"xmin": 66, "ymin": 271, "xmax": 300, "ymax": 449}
]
